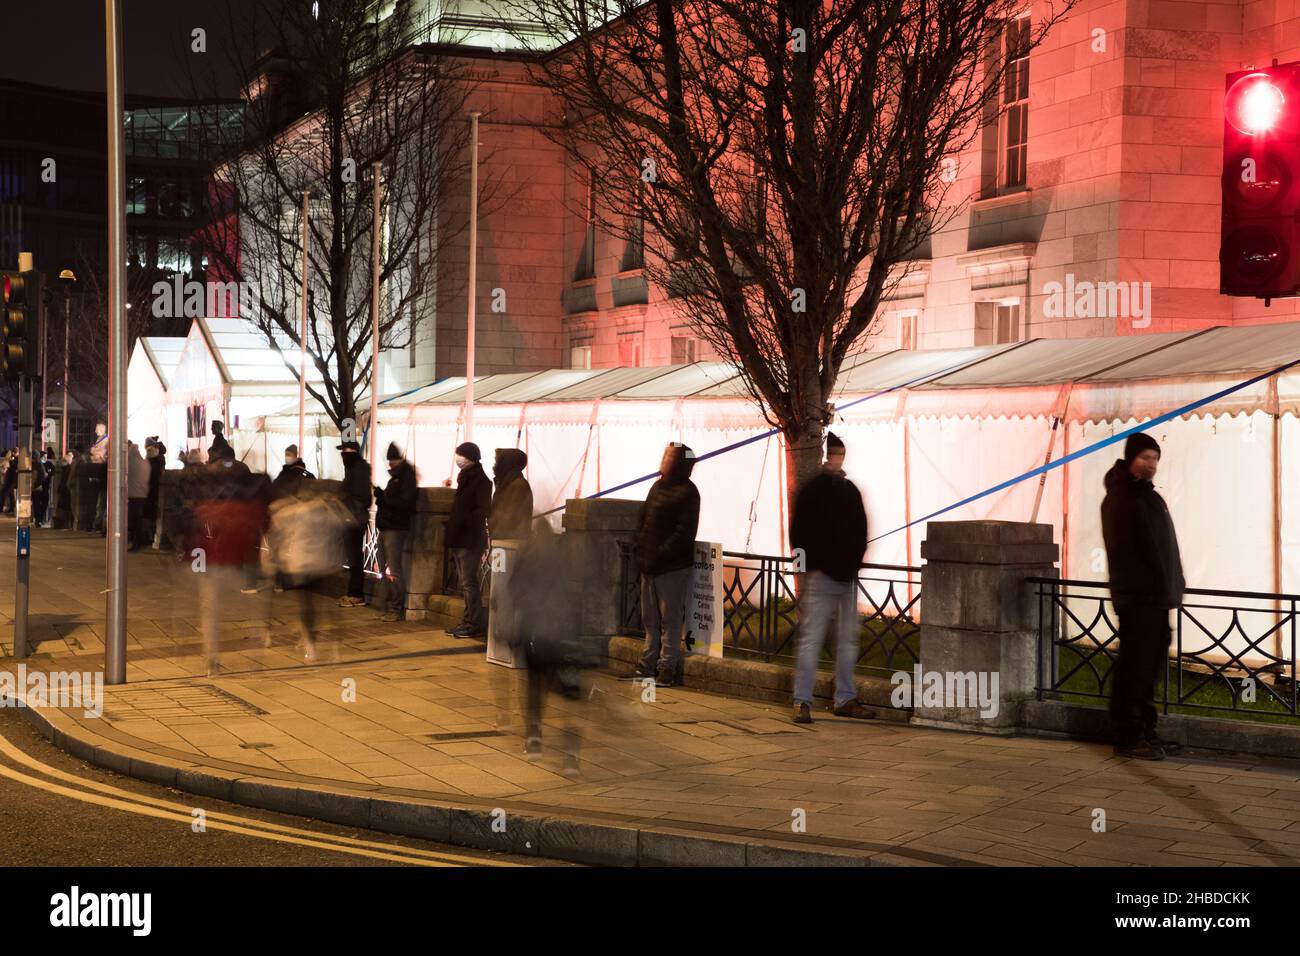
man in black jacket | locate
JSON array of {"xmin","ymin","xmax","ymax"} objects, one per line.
[
  {"xmin": 271, "ymin": 444, "xmax": 315, "ymax": 500},
  {"xmin": 375, "ymin": 442, "xmax": 419, "ymax": 622},
  {"xmin": 336, "ymin": 441, "xmax": 372, "ymax": 607},
  {"xmin": 489, "ymin": 448, "xmax": 533, "ymax": 541},
  {"xmin": 789, "ymin": 432, "xmax": 872, "ymax": 723},
  {"xmin": 446, "ymin": 441, "xmax": 492, "ymax": 636},
  {"xmin": 1101, "ymin": 432, "xmax": 1185, "ymax": 761},
  {"xmin": 635, "ymin": 442, "xmax": 700, "ymax": 686}
]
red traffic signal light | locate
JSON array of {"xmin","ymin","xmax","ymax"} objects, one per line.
[
  {"xmin": 1221, "ymin": 62, "xmax": 1300, "ymax": 299},
  {"xmin": 0, "ymin": 270, "xmax": 41, "ymax": 380}
]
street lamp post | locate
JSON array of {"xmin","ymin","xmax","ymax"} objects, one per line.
[
  {"xmin": 465, "ymin": 112, "xmax": 480, "ymax": 441},
  {"xmin": 298, "ymin": 190, "xmax": 310, "ymax": 458},
  {"xmin": 56, "ymin": 269, "xmax": 75, "ymax": 458}
]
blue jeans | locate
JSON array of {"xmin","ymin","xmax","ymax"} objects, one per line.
[{"xmin": 793, "ymin": 571, "xmax": 861, "ymax": 708}]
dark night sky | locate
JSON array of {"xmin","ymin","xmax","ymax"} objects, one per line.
[{"xmin": 2, "ymin": 0, "xmax": 254, "ymax": 98}]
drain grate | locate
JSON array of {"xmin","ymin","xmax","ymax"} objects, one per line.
[
  {"xmin": 425, "ymin": 730, "xmax": 505, "ymax": 742},
  {"xmin": 105, "ymin": 683, "xmax": 268, "ymax": 722}
]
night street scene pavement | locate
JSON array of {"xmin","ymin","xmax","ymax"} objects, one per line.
[{"xmin": 0, "ymin": 0, "xmax": 1295, "ymax": 942}]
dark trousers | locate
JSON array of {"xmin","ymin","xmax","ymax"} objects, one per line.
[
  {"xmin": 128, "ymin": 497, "xmax": 145, "ymax": 548},
  {"xmin": 378, "ymin": 529, "xmax": 409, "ymax": 616},
  {"xmin": 344, "ymin": 526, "xmax": 365, "ymax": 599},
  {"xmin": 452, "ymin": 545, "xmax": 485, "ymax": 630},
  {"xmin": 1109, "ymin": 605, "xmax": 1172, "ymax": 745}
]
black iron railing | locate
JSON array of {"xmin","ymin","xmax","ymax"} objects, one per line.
[
  {"xmin": 616, "ymin": 543, "xmax": 921, "ymax": 672},
  {"xmin": 1030, "ymin": 577, "xmax": 1300, "ymax": 718}
]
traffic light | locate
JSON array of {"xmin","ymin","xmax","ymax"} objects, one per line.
[
  {"xmin": 0, "ymin": 269, "xmax": 41, "ymax": 380},
  {"xmin": 1221, "ymin": 62, "xmax": 1300, "ymax": 299}
]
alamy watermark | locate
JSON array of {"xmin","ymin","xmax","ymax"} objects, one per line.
[
  {"xmin": 890, "ymin": 665, "xmax": 1000, "ymax": 719},
  {"xmin": 0, "ymin": 664, "xmax": 103, "ymax": 718},
  {"xmin": 1042, "ymin": 274, "xmax": 1152, "ymax": 328},
  {"xmin": 151, "ymin": 277, "xmax": 255, "ymax": 320}
]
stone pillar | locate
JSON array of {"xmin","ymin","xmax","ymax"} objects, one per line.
[
  {"xmin": 913, "ymin": 520, "xmax": 1058, "ymax": 732},
  {"xmin": 403, "ymin": 486, "xmax": 456, "ymax": 621},
  {"xmin": 562, "ymin": 497, "xmax": 643, "ymax": 636}
]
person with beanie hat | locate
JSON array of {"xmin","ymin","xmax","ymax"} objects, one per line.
[
  {"xmin": 445, "ymin": 439, "xmax": 492, "ymax": 635},
  {"xmin": 374, "ymin": 443, "xmax": 419, "ymax": 621},
  {"xmin": 789, "ymin": 430, "xmax": 873, "ymax": 723},
  {"xmin": 1101, "ymin": 430, "xmax": 1185, "ymax": 760},
  {"xmin": 335, "ymin": 440, "xmax": 371, "ymax": 607},
  {"xmin": 634, "ymin": 442, "xmax": 701, "ymax": 686}
]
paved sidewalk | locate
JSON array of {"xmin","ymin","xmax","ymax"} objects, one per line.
[{"xmin": 5, "ymin": 529, "xmax": 1300, "ymax": 866}]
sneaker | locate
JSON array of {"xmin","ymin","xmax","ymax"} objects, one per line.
[
  {"xmin": 205, "ymin": 658, "xmax": 221, "ymax": 677},
  {"xmin": 793, "ymin": 702, "xmax": 813, "ymax": 724},
  {"xmin": 631, "ymin": 668, "xmax": 655, "ymax": 681},
  {"xmin": 447, "ymin": 623, "xmax": 474, "ymax": 637},
  {"xmin": 239, "ymin": 586, "xmax": 258, "ymax": 595},
  {"xmin": 655, "ymin": 669, "xmax": 675, "ymax": 688},
  {"xmin": 381, "ymin": 611, "xmax": 402, "ymax": 623},
  {"xmin": 1114, "ymin": 740, "xmax": 1165, "ymax": 761},
  {"xmin": 1146, "ymin": 734, "xmax": 1183, "ymax": 756},
  {"xmin": 302, "ymin": 641, "xmax": 318, "ymax": 663},
  {"xmin": 832, "ymin": 699, "xmax": 875, "ymax": 720},
  {"xmin": 561, "ymin": 756, "xmax": 581, "ymax": 779},
  {"xmin": 273, "ymin": 585, "xmax": 284, "ymax": 593},
  {"xmin": 337, "ymin": 595, "xmax": 366, "ymax": 608},
  {"xmin": 524, "ymin": 736, "xmax": 543, "ymax": 760}
]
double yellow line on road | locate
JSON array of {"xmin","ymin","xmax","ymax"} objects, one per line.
[{"xmin": 0, "ymin": 729, "xmax": 524, "ymax": 867}]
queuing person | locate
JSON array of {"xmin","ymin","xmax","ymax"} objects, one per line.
[
  {"xmin": 126, "ymin": 440, "xmax": 151, "ymax": 551},
  {"xmin": 208, "ymin": 420, "xmax": 232, "ymax": 461},
  {"xmin": 336, "ymin": 440, "xmax": 372, "ymax": 608},
  {"xmin": 1101, "ymin": 432, "xmax": 1186, "ymax": 761},
  {"xmin": 489, "ymin": 448, "xmax": 533, "ymax": 541},
  {"xmin": 445, "ymin": 442, "xmax": 491, "ymax": 637},
  {"xmin": 90, "ymin": 423, "xmax": 108, "ymax": 533},
  {"xmin": 634, "ymin": 442, "xmax": 700, "ymax": 687},
  {"xmin": 789, "ymin": 432, "xmax": 872, "ymax": 724},
  {"xmin": 374, "ymin": 443, "xmax": 419, "ymax": 623},
  {"xmin": 272, "ymin": 443, "xmax": 315, "ymax": 499},
  {"xmin": 144, "ymin": 437, "xmax": 166, "ymax": 544}
]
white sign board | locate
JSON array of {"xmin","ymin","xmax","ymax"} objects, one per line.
[{"xmin": 688, "ymin": 541, "xmax": 724, "ymax": 658}]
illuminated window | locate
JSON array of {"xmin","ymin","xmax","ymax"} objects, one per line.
[
  {"xmin": 670, "ymin": 335, "xmax": 699, "ymax": 364},
  {"xmin": 575, "ymin": 170, "xmax": 596, "ymax": 281},
  {"xmin": 617, "ymin": 333, "xmax": 642, "ymax": 367},
  {"xmin": 1000, "ymin": 18, "xmax": 1030, "ymax": 189},
  {"xmin": 897, "ymin": 311, "xmax": 919, "ymax": 350},
  {"xmin": 569, "ymin": 337, "xmax": 592, "ymax": 369},
  {"xmin": 976, "ymin": 300, "xmax": 1022, "ymax": 345}
]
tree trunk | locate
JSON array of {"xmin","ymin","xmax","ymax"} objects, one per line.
[{"xmin": 784, "ymin": 420, "xmax": 826, "ymax": 554}]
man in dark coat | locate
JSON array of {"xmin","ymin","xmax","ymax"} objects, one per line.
[
  {"xmin": 336, "ymin": 440, "xmax": 372, "ymax": 608},
  {"xmin": 789, "ymin": 431, "xmax": 872, "ymax": 723},
  {"xmin": 1101, "ymin": 431, "xmax": 1185, "ymax": 760},
  {"xmin": 271, "ymin": 444, "xmax": 315, "ymax": 500},
  {"xmin": 489, "ymin": 448, "xmax": 533, "ymax": 541},
  {"xmin": 445, "ymin": 441, "xmax": 492, "ymax": 636},
  {"xmin": 634, "ymin": 442, "xmax": 701, "ymax": 686},
  {"xmin": 375, "ymin": 442, "xmax": 419, "ymax": 622}
]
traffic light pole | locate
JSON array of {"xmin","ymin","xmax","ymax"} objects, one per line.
[{"xmin": 12, "ymin": 375, "xmax": 33, "ymax": 658}]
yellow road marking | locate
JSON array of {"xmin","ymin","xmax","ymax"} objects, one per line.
[{"xmin": 0, "ymin": 731, "xmax": 524, "ymax": 867}]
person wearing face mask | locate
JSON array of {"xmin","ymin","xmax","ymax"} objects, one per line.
[
  {"xmin": 272, "ymin": 443, "xmax": 315, "ymax": 499},
  {"xmin": 634, "ymin": 442, "xmax": 701, "ymax": 687},
  {"xmin": 444, "ymin": 441, "xmax": 491, "ymax": 637},
  {"xmin": 374, "ymin": 443, "xmax": 419, "ymax": 622},
  {"xmin": 1102, "ymin": 432, "xmax": 1185, "ymax": 761}
]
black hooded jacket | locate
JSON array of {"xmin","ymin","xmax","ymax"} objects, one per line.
[
  {"xmin": 637, "ymin": 453, "xmax": 700, "ymax": 576},
  {"xmin": 339, "ymin": 453, "xmax": 372, "ymax": 523},
  {"xmin": 489, "ymin": 449, "xmax": 533, "ymax": 540},
  {"xmin": 1100, "ymin": 459, "xmax": 1185, "ymax": 610},
  {"xmin": 790, "ymin": 467, "xmax": 868, "ymax": 583},
  {"xmin": 376, "ymin": 459, "xmax": 419, "ymax": 531},
  {"xmin": 446, "ymin": 460, "xmax": 492, "ymax": 549}
]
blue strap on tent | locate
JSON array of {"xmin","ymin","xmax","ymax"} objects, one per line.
[
  {"xmin": 867, "ymin": 355, "xmax": 1300, "ymax": 544},
  {"xmin": 535, "ymin": 358, "xmax": 976, "ymax": 516}
]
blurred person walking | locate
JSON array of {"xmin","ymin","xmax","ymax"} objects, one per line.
[
  {"xmin": 789, "ymin": 432, "xmax": 872, "ymax": 724},
  {"xmin": 445, "ymin": 441, "xmax": 491, "ymax": 637},
  {"xmin": 336, "ymin": 440, "xmax": 372, "ymax": 608},
  {"xmin": 266, "ymin": 482, "xmax": 352, "ymax": 661},
  {"xmin": 634, "ymin": 442, "xmax": 700, "ymax": 687},
  {"xmin": 1101, "ymin": 432, "xmax": 1186, "ymax": 761},
  {"xmin": 374, "ymin": 443, "xmax": 419, "ymax": 623}
]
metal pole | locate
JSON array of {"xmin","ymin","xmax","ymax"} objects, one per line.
[
  {"xmin": 369, "ymin": 161, "xmax": 381, "ymax": 485},
  {"xmin": 105, "ymin": 0, "xmax": 128, "ymax": 684},
  {"xmin": 13, "ymin": 376, "xmax": 33, "ymax": 657},
  {"xmin": 298, "ymin": 190, "xmax": 309, "ymax": 457},
  {"xmin": 60, "ymin": 295, "xmax": 69, "ymax": 457},
  {"xmin": 465, "ymin": 112, "xmax": 480, "ymax": 441},
  {"xmin": 39, "ymin": 291, "xmax": 47, "ymax": 451}
]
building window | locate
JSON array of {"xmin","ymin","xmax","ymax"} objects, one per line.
[
  {"xmin": 999, "ymin": 17, "xmax": 1029, "ymax": 190},
  {"xmin": 569, "ymin": 340, "xmax": 592, "ymax": 369},
  {"xmin": 575, "ymin": 169, "xmax": 596, "ymax": 281},
  {"xmin": 897, "ymin": 311, "xmax": 919, "ymax": 350},
  {"xmin": 617, "ymin": 333, "xmax": 642, "ymax": 367},
  {"xmin": 670, "ymin": 335, "xmax": 700, "ymax": 364},
  {"xmin": 976, "ymin": 300, "xmax": 1021, "ymax": 345},
  {"xmin": 980, "ymin": 16, "xmax": 1030, "ymax": 197}
]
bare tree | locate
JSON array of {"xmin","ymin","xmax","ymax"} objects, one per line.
[
  {"xmin": 191, "ymin": 0, "xmax": 478, "ymax": 430},
  {"xmin": 510, "ymin": 0, "xmax": 1071, "ymax": 499}
]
